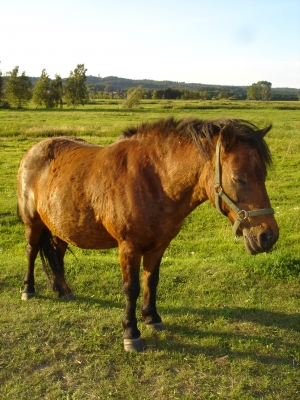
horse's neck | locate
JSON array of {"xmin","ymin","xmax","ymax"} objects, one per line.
[{"xmin": 154, "ymin": 142, "xmax": 213, "ymax": 207}]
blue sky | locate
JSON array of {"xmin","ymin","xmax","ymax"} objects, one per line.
[{"xmin": 1, "ymin": 0, "xmax": 299, "ymax": 88}]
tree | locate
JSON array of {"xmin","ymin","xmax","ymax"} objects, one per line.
[
  {"xmin": 152, "ymin": 88, "xmax": 182, "ymax": 100},
  {"xmin": 259, "ymin": 81, "xmax": 272, "ymax": 101},
  {"xmin": 5, "ymin": 67, "xmax": 32, "ymax": 108},
  {"xmin": 33, "ymin": 70, "xmax": 64, "ymax": 108},
  {"xmin": 247, "ymin": 81, "xmax": 272, "ymax": 101},
  {"xmin": 217, "ymin": 91, "xmax": 229, "ymax": 100},
  {"xmin": 33, "ymin": 69, "xmax": 52, "ymax": 108},
  {"xmin": 104, "ymin": 84, "xmax": 113, "ymax": 93},
  {"xmin": 120, "ymin": 86, "xmax": 143, "ymax": 109},
  {"xmin": 64, "ymin": 64, "xmax": 89, "ymax": 107},
  {"xmin": 51, "ymin": 74, "xmax": 63, "ymax": 108}
]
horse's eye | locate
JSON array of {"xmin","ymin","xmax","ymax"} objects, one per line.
[{"xmin": 233, "ymin": 177, "xmax": 247, "ymax": 186}]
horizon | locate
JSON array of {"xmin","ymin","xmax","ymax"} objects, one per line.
[
  {"xmin": 1, "ymin": 0, "xmax": 299, "ymax": 89},
  {"xmin": 28, "ymin": 74, "xmax": 299, "ymax": 90}
]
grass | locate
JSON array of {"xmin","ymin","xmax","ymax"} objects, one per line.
[{"xmin": 0, "ymin": 100, "xmax": 299, "ymax": 399}]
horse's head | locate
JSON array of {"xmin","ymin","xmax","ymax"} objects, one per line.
[{"xmin": 214, "ymin": 122, "xmax": 279, "ymax": 255}]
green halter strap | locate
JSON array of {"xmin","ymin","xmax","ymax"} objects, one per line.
[{"xmin": 214, "ymin": 138, "xmax": 274, "ymax": 236}]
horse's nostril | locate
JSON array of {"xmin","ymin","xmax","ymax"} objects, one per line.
[{"xmin": 259, "ymin": 231, "xmax": 272, "ymax": 251}]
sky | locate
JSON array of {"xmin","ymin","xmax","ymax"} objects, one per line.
[{"xmin": 1, "ymin": 0, "xmax": 299, "ymax": 88}]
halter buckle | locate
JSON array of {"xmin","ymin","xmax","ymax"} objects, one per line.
[
  {"xmin": 238, "ymin": 210, "xmax": 249, "ymax": 220},
  {"xmin": 215, "ymin": 185, "xmax": 222, "ymax": 194}
]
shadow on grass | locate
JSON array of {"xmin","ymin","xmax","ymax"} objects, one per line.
[
  {"xmin": 74, "ymin": 295, "xmax": 299, "ymax": 332},
  {"xmin": 64, "ymin": 295, "xmax": 299, "ymax": 362},
  {"xmin": 71, "ymin": 295, "xmax": 124, "ymax": 309},
  {"xmin": 154, "ymin": 333, "xmax": 298, "ymax": 366},
  {"xmin": 17, "ymin": 291, "xmax": 299, "ymax": 366},
  {"xmin": 146, "ymin": 305, "xmax": 299, "ymax": 366},
  {"xmin": 165, "ymin": 305, "xmax": 300, "ymax": 331},
  {"xmin": 136, "ymin": 306, "xmax": 299, "ymax": 366},
  {"xmin": 153, "ymin": 321, "xmax": 300, "ymax": 366}
]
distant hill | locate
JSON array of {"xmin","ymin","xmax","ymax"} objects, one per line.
[
  {"xmin": 86, "ymin": 77, "xmax": 300, "ymax": 101},
  {"xmin": 29, "ymin": 75, "xmax": 300, "ymax": 99},
  {"xmin": 85, "ymin": 75, "xmax": 249, "ymax": 93},
  {"xmin": 84, "ymin": 76, "xmax": 300, "ymax": 95}
]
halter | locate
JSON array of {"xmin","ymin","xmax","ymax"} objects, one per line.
[{"xmin": 214, "ymin": 138, "xmax": 274, "ymax": 236}]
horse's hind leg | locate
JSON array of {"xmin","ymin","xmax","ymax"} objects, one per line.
[
  {"xmin": 141, "ymin": 247, "xmax": 167, "ymax": 331},
  {"xmin": 21, "ymin": 222, "xmax": 44, "ymax": 300},
  {"xmin": 22, "ymin": 224, "xmax": 72, "ymax": 300},
  {"xmin": 51, "ymin": 236, "xmax": 73, "ymax": 300}
]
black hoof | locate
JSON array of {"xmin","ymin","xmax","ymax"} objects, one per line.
[{"xmin": 59, "ymin": 292, "xmax": 74, "ymax": 301}]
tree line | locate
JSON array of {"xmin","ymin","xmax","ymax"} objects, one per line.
[
  {"xmin": 86, "ymin": 76, "xmax": 299, "ymax": 101},
  {"xmin": 91, "ymin": 83, "xmax": 299, "ymax": 102},
  {"xmin": 0, "ymin": 64, "xmax": 88, "ymax": 108},
  {"xmin": 0, "ymin": 65, "xmax": 299, "ymax": 109}
]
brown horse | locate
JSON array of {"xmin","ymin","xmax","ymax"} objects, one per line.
[{"xmin": 17, "ymin": 117, "xmax": 279, "ymax": 351}]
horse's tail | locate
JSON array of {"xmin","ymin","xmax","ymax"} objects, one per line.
[
  {"xmin": 17, "ymin": 204, "xmax": 23, "ymax": 223},
  {"xmin": 39, "ymin": 227, "xmax": 67, "ymax": 294}
]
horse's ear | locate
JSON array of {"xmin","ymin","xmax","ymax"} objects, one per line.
[{"xmin": 258, "ymin": 124, "xmax": 272, "ymax": 137}]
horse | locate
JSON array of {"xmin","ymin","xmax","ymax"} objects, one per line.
[{"xmin": 17, "ymin": 117, "xmax": 279, "ymax": 351}]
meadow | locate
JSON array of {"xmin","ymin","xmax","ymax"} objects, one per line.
[{"xmin": 0, "ymin": 100, "xmax": 299, "ymax": 399}]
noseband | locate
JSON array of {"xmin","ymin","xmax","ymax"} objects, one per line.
[{"xmin": 214, "ymin": 138, "xmax": 274, "ymax": 236}]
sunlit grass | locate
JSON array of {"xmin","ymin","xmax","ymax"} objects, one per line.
[{"xmin": 0, "ymin": 100, "xmax": 299, "ymax": 399}]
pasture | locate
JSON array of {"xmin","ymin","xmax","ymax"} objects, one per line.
[{"xmin": 0, "ymin": 100, "xmax": 299, "ymax": 399}]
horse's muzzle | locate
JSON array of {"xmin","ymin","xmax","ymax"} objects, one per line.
[{"xmin": 243, "ymin": 227, "xmax": 279, "ymax": 255}]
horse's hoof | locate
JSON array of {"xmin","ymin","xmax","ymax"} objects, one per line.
[
  {"xmin": 59, "ymin": 292, "xmax": 74, "ymax": 301},
  {"xmin": 146, "ymin": 322, "xmax": 166, "ymax": 331},
  {"xmin": 124, "ymin": 337, "xmax": 146, "ymax": 352},
  {"xmin": 21, "ymin": 292, "xmax": 36, "ymax": 300}
]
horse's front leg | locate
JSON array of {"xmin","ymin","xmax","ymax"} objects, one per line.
[
  {"xmin": 119, "ymin": 241, "xmax": 144, "ymax": 352},
  {"xmin": 141, "ymin": 248, "xmax": 167, "ymax": 331}
]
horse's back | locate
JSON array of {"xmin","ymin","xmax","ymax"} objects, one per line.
[{"xmin": 20, "ymin": 136, "xmax": 97, "ymax": 167}]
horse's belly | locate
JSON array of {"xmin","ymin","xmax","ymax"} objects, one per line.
[
  {"xmin": 67, "ymin": 233, "xmax": 118, "ymax": 250},
  {"xmin": 40, "ymin": 209, "xmax": 118, "ymax": 250}
]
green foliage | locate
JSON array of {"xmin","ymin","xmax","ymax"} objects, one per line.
[
  {"xmin": 247, "ymin": 81, "xmax": 272, "ymax": 101},
  {"xmin": 33, "ymin": 70, "xmax": 63, "ymax": 108},
  {"xmin": 104, "ymin": 84, "xmax": 113, "ymax": 93},
  {"xmin": 5, "ymin": 66, "xmax": 32, "ymax": 108},
  {"xmin": 121, "ymin": 85, "xmax": 143, "ymax": 108},
  {"xmin": 64, "ymin": 64, "xmax": 89, "ymax": 107},
  {"xmin": 51, "ymin": 74, "xmax": 64, "ymax": 107},
  {"xmin": 152, "ymin": 87, "xmax": 183, "ymax": 99}
]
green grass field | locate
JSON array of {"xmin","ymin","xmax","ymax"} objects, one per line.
[{"xmin": 0, "ymin": 100, "xmax": 299, "ymax": 399}]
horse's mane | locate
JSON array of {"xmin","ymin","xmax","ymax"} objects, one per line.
[{"xmin": 120, "ymin": 117, "xmax": 272, "ymax": 166}]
